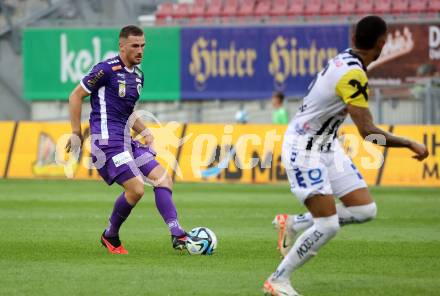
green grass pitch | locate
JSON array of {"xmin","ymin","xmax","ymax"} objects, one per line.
[{"xmin": 0, "ymin": 179, "xmax": 439, "ymax": 295}]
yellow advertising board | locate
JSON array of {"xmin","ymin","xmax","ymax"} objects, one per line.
[
  {"xmin": 380, "ymin": 126, "xmax": 440, "ymax": 186},
  {"xmin": 177, "ymin": 124, "xmax": 288, "ymax": 183},
  {"xmin": 7, "ymin": 121, "xmax": 183, "ymax": 180},
  {"xmin": 3, "ymin": 121, "xmax": 439, "ymax": 187},
  {"xmin": 0, "ymin": 121, "xmax": 17, "ymax": 178}
]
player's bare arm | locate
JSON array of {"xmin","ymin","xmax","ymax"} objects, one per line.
[
  {"xmin": 131, "ymin": 116, "xmax": 154, "ymax": 146},
  {"xmin": 347, "ymin": 104, "xmax": 429, "ymax": 160},
  {"xmin": 65, "ymin": 84, "xmax": 89, "ymax": 152}
]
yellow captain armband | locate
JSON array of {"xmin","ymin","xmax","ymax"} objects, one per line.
[{"xmin": 335, "ymin": 69, "xmax": 369, "ymax": 108}]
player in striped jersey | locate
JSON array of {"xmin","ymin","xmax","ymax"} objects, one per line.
[{"xmin": 263, "ymin": 16, "xmax": 429, "ymax": 296}]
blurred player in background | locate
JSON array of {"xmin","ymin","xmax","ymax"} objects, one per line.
[
  {"xmin": 65, "ymin": 25, "xmax": 187, "ymax": 255},
  {"xmin": 271, "ymin": 92, "xmax": 289, "ymax": 124},
  {"xmin": 263, "ymin": 16, "xmax": 429, "ymax": 296}
]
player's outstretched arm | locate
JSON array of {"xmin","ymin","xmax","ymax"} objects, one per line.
[
  {"xmin": 65, "ymin": 84, "xmax": 89, "ymax": 152},
  {"xmin": 347, "ymin": 104, "xmax": 429, "ymax": 161}
]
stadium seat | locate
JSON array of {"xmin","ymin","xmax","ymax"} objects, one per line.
[
  {"xmin": 407, "ymin": 0, "xmax": 428, "ymax": 13},
  {"xmin": 254, "ymin": 0, "xmax": 272, "ymax": 17},
  {"xmin": 320, "ymin": 0, "xmax": 339, "ymax": 16},
  {"xmin": 304, "ymin": 0, "xmax": 321, "ymax": 16},
  {"xmin": 221, "ymin": 0, "xmax": 239, "ymax": 17},
  {"xmin": 270, "ymin": 0, "xmax": 289, "ymax": 16},
  {"xmin": 374, "ymin": 0, "xmax": 391, "ymax": 15},
  {"xmin": 339, "ymin": 0, "xmax": 356, "ymax": 15},
  {"xmin": 287, "ymin": 0, "xmax": 305, "ymax": 16},
  {"xmin": 356, "ymin": 0, "xmax": 374, "ymax": 15},
  {"xmin": 427, "ymin": 0, "xmax": 440, "ymax": 13},
  {"xmin": 206, "ymin": 0, "xmax": 223, "ymax": 18},
  {"xmin": 173, "ymin": 3, "xmax": 191, "ymax": 20},
  {"xmin": 237, "ymin": 0, "xmax": 256, "ymax": 17},
  {"xmin": 155, "ymin": 2, "xmax": 174, "ymax": 23},
  {"xmin": 390, "ymin": 0, "xmax": 408, "ymax": 15},
  {"xmin": 190, "ymin": 0, "xmax": 207, "ymax": 18}
]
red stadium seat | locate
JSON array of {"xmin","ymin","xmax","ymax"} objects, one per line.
[
  {"xmin": 407, "ymin": 0, "xmax": 428, "ymax": 13},
  {"xmin": 221, "ymin": 0, "xmax": 239, "ymax": 17},
  {"xmin": 391, "ymin": 0, "xmax": 408, "ymax": 14},
  {"xmin": 155, "ymin": 2, "xmax": 174, "ymax": 22},
  {"xmin": 173, "ymin": 3, "xmax": 191, "ymax": 20},
  {"xmin": 237, "ymin": 0, "xmax": 256, "ymax": 16},
  {"xmin": 356, "ymin": 0, "xmax": 374, "ymax": 15},
  {"xmin": 427, "ymin": 0, "xmax": 440, "ymax": 13},
  {"xmin": 191, "ymin": 0, "xmax": 207, "ymax": 18},
  {"xmin": 270, "ymin": 0, "xmax": 289, "ymax": 16},
  {"xmin": 287, "ymin": 0, "xmax": 305, "ymax": 16},
  {"xmin": 304, "ymin": 0, "xmax": 321, "ymax": 16},
  {"xmin": 339, "ymin": 0, "xmax": 356, "ymax": 15},
  {"xmin": 321, "ymin": 0, "xmax": 339, "ymax": 16},
  {"xmin": 254, "ymin": 0, "xmax": 272, "ymax": 17},
  {"xmin": 374, "ymin": 0, "xmax": 391, "ymax": 15},
  {"xmin": 206, "ymin": 0, "xmax": 223, "ymax": 18}
]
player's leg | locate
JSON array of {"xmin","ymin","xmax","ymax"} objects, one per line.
[
  {"xmin": 265, "ymin": 195, "xmax": 340, "ymax": 296},
  {"xmin": 265, "ymin": 148, "xmax": 339, "ymax": 295},
  {"xmin": 100, "ymin": 176, "xmax": 144, "ymax": 254},
  {"xmin": 132, "ymin": 141, "xmax": 187, "ymax": 249},
  {"xmin": 274, "ymin": 149, "xmax": 376, "ymax": 249},
  {"xmin": 330, "ymin": 147, "xmax": 377, "ymax": 224},
  {"xmin": 337, "ymin": 188, "xmax": 377, "ymax": 225},
  {"xmin": 147, "ymin": 165, "xmax": 186, "ymax": 232}
]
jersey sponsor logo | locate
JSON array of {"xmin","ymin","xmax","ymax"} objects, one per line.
[
  {"xmin": 348, "ymin": 79, "xmax": 368, "ymax": 101},
  {"xmin": 112, "ymin": 65, "xmax": 122, "ymax": 71},
  {"xmin": 335, "ymin": 58, "xmax": 343, "ymax": 67},
  {"xmin": 118, "ymin": 81, "xmax": 126, "ymax": 97},
  {"xmin": 87, "ymin": 69, "xmax": 104, "ymax": 87},
  {"xmin": 112, "ymin": 151, "xmax": 133, "ymax": 167}
]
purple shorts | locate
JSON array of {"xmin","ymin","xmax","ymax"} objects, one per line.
[{"xmin": 91, "ymin": 139, "xmax": 159, "ymax": 185}]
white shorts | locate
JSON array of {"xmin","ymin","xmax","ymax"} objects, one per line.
[{"xmin": 282, "ymin": 137, "xmax": 367, "ymax": 204}]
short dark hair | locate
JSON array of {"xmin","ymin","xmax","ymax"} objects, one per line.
[
  {"xmin": 119, "ymin": 25, "xmax": 144, "ymax": 39},
  {"xmin": 354, "ymin": 16, "xmax": 387, "ymax": 50},
  {"xmin": 273, "ymin": 91, "xmax": 285, "ymax": 103}
]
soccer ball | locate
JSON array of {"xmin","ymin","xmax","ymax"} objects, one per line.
[{"xmin": 185, "ymin": 227, "xmax": 217, "ymax": 255}]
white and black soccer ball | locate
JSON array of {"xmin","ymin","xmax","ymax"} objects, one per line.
[{"xmin": 185, "ymin": 227, "xmax": 217, "ymax": 255}]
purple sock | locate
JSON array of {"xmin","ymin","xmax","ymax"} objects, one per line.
[
  {"xmin": 105, "ymin": 193, "xmax": 133, "ymax": 237},
  {"xmin": 154, "ymin": 187, "xmax": 185, "ymax": 237}
]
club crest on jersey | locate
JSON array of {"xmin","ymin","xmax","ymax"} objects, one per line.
[{"xmin": 118, "ymin": 82, "xmax": 126, "ymax": 97}]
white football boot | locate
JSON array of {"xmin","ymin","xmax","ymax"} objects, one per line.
[
  {"xmin": 263, "ymin": 276, "xmax": 302, "ymax": 296},
  {"xmin": 272, "ymin": 214, "xmax": 297, "ymax": 257}
]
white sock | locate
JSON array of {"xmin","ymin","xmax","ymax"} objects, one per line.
[
  {"xmin": 290, "ymin": 202, "xmax": 377, "ymax": 232},
  {"xmin": 291, "ymin": 213, "xmax": 313, "ymax": 233},
  {"xmin": 336, "ymin": 202, "xmax": 377, "ymax": 225},
  {"xmin": 272, "ymin": 215, "xmax": 340, "ymax": 281}
]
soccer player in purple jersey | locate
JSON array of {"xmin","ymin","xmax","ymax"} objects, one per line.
[{"xmin": 65, "ymin": 25, "xmax": 187, "ymax": 254}]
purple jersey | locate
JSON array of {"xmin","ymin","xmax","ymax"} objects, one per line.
[{"xmin": 81, "ymin": 55, "xmax": 144, "ymax": 142}]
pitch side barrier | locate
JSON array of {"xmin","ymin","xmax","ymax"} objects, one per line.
[{"xmin": 0, "ymin": 121, "xmax": 439, "ymax": 186}]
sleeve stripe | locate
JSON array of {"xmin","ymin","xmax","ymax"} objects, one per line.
[
  {"xmin": 347, "ymin": 61, "xmax": 362, "ymax": 68},
  {"xmin": 80, "ymin": 80, "xmax": 92, "ymax": 94}
]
